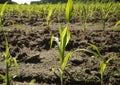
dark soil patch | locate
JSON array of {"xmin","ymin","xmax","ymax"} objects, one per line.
[{"xmin": 0, "ymin": 23, "xmax": 120, "ymax": 85}]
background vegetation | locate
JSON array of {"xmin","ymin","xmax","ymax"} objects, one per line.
[{"xmin": 0, "ymin": 0, "xmax": 120, "ymax": 4}]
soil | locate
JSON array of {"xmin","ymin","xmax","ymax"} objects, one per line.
[{"xmin": 0, "ymin": 22, "xmax": 120, "ymax": 85}]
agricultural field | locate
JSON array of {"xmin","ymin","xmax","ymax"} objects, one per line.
[{"xmin": 0, "ymin": 0, "xmax": 120, "ymax": 85}]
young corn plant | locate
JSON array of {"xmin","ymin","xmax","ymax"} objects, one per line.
[
  {"xmin": 78, "ymin": 43, "xmax": 116, "ymax": 85},
  {"xmin": 50, "ymin": 25, "xmax": 73, "ymax": 85},
  {"xmin": 0, "ymin": 36, "xmax": 18, "ymax": 85},
  {"xmin": 46, "ymin": 8, "xmax": 53, "ymax": 28},
  {"xmin": 0, "ymin": 2, "xmax": 18, "ymax": 85},
  {"xmin": 55, "ymin": 4, "xmax": 62, "ymax": 23},
  {"xmin": 114, "ymin": 20, "xmax": 120, "ymax": 29},
  {"xmin": 100, "ymin": 3, "xmax": 112, "ymax": 30},
  {"xmin": 78, "ymin": 3, "xmax": 93, "ymax": 31},
  {"xmin": 81, "ymin": 5, "xmax": 92, "ymax": 31},
  {"xmin": 0, "ymin": 2, "xmax": 7, "ymax": 28},
  {"xmin": 65, "ymin": 0, "xmax": 73, "ymax": 23},
  {"xmin": 50, "ymin": 0, "xmax": 73, "ymax": 85}
]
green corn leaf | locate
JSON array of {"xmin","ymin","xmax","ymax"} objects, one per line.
[
  {"xmin": 60, "ymin": 26, "xmax": 70, "ymax": 63},
  {"xmin": 61, "ymin": 27, "xmax": 68, "ymax": 43},
  {"xmin": 65, "ymin": 0, "xmax": 73, "ymax": 22},
  {"xmin": 61, "ymin": 26, "xmax": 68, "ymax": 49},
  {"xmin": 0, "ymin": 2, "xmax": 8, "ymax": 27},
  {"xmin": 0, "ymin": 74, "xmax": 6, "ymax": 82},
  {"xmin": 0, "ymin": 2, "xmax": 8, "ymax": 18},
  {"xmin": 46, "ymin": 8, "xmax": 53, "ymax": 22},
  {"xmin": 114, "ymin": 20, "xmax": 120, "ymax": 29},
  {"xmin": 29, "ymin": 79, "xmax": 36, "ymax": 85},
  {"xmin": 88, "ymin": 43, "xmax": 101, "ymax": 57},
  {"xmin": 50, "ymin": 36, "xmax": 55, "ymax": 48},
  {"xmin": 13, "ymin": 58, "xmax": 18, "ymax": 68},
  {"xmin": 61, "ymin": 51, "xmax": 73, "ymax": 71},
  {"xmin": 105, "ymin": 56, "xmax": 116, "ymax": 65},
  {"xmin": 4, "ymin": 35, "xmax": 9, "ymax": 59},
  {"xmin": 100, "ymin": 61, "xmax": 106, "ymax": 77},
  {"xmin": 100, "ymin": 56, "xmax": 116, "ymax": 77},
  {"xmin": 66, "ymin": 26, "xmax": 70, "ymax": 46},
  {"xmin": 74, "ymin": 49, "xmax": 99, "ymax": 57},
  {"xmin": 59, "ymin": 24, "xmax": 63, "ymax": 37},
  {"xmin": 61, "ymin": 26, "xmax": 70, "ymax": 47},
  {"xmin": 58, "ymin": 49, "xmax": 63, "ymax": 64},
  {"xmin": 59, "ymin": 24, "xmax": 66, "ymax": 63},
  {"xmin": 59, "ymin": 24, "xmax": 63, "ymax": 43},
  {"xmin": 6, "ymin": 59, "xmax": 11, "ymax": 68}
]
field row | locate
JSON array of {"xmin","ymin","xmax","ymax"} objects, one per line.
[{"xmin": 0, "ymin": 2, "xmax": 120, "ymax": 24}]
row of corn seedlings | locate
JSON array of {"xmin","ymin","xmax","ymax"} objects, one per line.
[
  {"xmin": 0, "ymin": 2, "xmax": 120, "ymax": 29},
  {"xmin": 0, "ymin": 1, "xmax": 119, "ymax": 85},
  {"xmin": 0, "ymin": 2, "xmax": 18, "ymax": 85}
]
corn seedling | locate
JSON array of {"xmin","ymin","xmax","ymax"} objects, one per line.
[
  {"xmin": 81, "ymin": 5, "xmax": 93, "ymax": 31},
  {"xmin": 114, "ymin": 20, "xmax": 120, "ymax": 29},
  {"xmin": 0, "ymin": 2, "xmax": 8, "ymax": 28},
  {"xmin": 100, "ymin": 3, "xmax": 112, "ymax": 30},
  {"xmin": 0, "ymin": 36, "xmax": 18, "ymax": 85},
  {"xmin": 77, "ymin": 43, "xmax": 116, "ymax": 85},
  {"xmin": 65, "ymin": 0, "xmax": 73, "ymax": 23},
  {"xmin": 50, "ymin": 25, "xmax": 74, "ymax": 85},
  {"xmin": 0, "ymin": 2, "xmax": 119, "ymax": 25},
  {"xmin": 50, "ymin": 0, "xmax": 73, "ymax": 85},
  {"xmin": 46, "ymin": 8, "xmax": 53, "ymax": 28},
  {"xmin": 0, "ymin": 2, "xmax": 18, "ymax": 85},
  {"xmin": 82, "ymin": 5, "xmax": 87, "ymax": 31},
  {"xmin": 16, "ymin": 5, "xmax": 23, "ymax": 21},
  {"xmin": 55, "ymin": 3, "xmax": 63, "ymax": 22}
]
